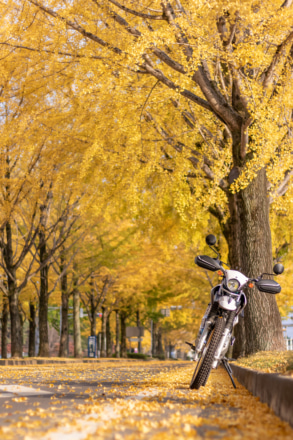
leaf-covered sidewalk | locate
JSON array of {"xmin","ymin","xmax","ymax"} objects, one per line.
[{"xmin": 0, "ymin": 361, "xmax": 292, "ymax": 439}]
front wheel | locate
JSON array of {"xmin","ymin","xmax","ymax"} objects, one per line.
[{"xmin": 190, "ymin": 317, "xmax": 225, "ymax": 390}]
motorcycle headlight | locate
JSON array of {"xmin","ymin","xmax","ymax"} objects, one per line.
[{"xmin": 226, "ymin": 279, "xmax": 240, "ymax": 292}]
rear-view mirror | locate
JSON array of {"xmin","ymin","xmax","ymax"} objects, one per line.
[{"xmin": 206, "ymin": 234, "xmax": 217, "ymax": 246}]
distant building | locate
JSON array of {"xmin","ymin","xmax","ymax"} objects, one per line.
[{"xmin": 282, "ymin": 308, "xmax": 293, "ymax": 350}]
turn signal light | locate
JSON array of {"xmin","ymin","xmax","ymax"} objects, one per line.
[
  {"xmin": 248, "ymin": 283, "xmax": 254, "ymax": 288},
  {"xmin": 217, "ymin": 270, "xmax": 223, "ymax": 275}
]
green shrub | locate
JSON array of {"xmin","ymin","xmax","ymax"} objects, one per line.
[
  {"xmin": 127, "ymin": 353, "xmax": 148, "ymax": 360},
  {"xmin": 152, "ymin": 354, "xmax": 165, "ymax": 360}
]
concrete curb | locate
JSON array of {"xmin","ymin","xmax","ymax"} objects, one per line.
[
  {"xmin": 0, "ymin": 358, "xmax": 143, "ymax": 366},
  {"xmin": 230, "ymin": 363, "xmax": 293, "ymax": 428}
]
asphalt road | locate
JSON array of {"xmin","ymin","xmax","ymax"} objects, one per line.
[{"xmin": 0, "ymin": 360, "xmax": 292, "ymax": 440}]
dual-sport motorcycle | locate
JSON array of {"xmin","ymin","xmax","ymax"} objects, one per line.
[{"xmin": 186, "ymin": 234, "xmax": 284, "ymax": 390}]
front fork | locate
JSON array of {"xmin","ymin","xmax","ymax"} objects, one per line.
[
  {"xmin": 211, "ymin": 310, "xmax": 238, "ymax": 368},
  {"xmin": 193, "ymin": 301, "xmax": 219, "ymax": 361},
  {"xmin": 193, "ymin": 317, "xmax": 215, "ymax": 361}
]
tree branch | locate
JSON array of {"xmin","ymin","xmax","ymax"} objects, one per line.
[
  {"xmin": 263, "ymin": 30, "xmax": 293, "ymax": 89},
  {"xmin": 108, "ymin": 0, "xmax": 165, "ymax": 20},
  {"xmin": 142, "ymin": 58, "xmax": 214, "ymax": 112},
  {"xmin": 28, "ymin": 0, "xmax": 122, "ymax": 54}
]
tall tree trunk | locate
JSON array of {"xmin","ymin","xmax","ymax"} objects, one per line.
[
  {"xmin": 115, "ymin": 310, "xmax": 120, "ymax": 358},
  {"xmin": 1, "ymin": 296, "xmax": 9, "ymax": 359},
  {"xmin": 38, "ymin": 227, "xmax": 49, "ymax": 357},
  {"xmin": 156, "ymin": 326, "xmax": 163, "ymax": 356},
  {"xmin": 106, "ymin": 311, "xmax": 111, "ymax": 357},
  {"xmin": 8, "ymin": 277, "xmax": 22, "ymax": 358},
  {"xmin": 5, "ymin": 221, "xmax": 22, "ymax": 358},
  {"xmin": 236, "ymin": 168, "xmax": 285, "ymax": 355},
  {"xmin": 89, "ymin": 280, "xmax": 96, "ymax": 336},
  {"xmin": 59, "ymin": 257, "xmax": 68, "ymax": 357},
  {"xmin": 120, "ymin": 311, "xmax": 127, "ymax": 358},
  {"xmin": 90, "ymin": 312, "xmax": 96, "ymax": 337},
  {"xmin": 73, "ymin": 286, "xmax": 82, "ymax": 358},
  {"xmin": 224, "ymin": 192, "xmax": 246, "ymax": 358},
  {"xmin": 28, "ymin": 302, "xmax": 36, "ymax": 357},
  {"xmin": 100, "ymin": 306, "xmax": 106, "ymax": 357},
  {"xmin": 151, "ymin": 321, "xmax": 156, "ymax": 356},
  {"xmin": 153, "ymin": 322, "xmax": 163, "ymax": 356},
  {"xmin": 136, "ymin": 310, "xmax": 141, "ymax": 353},
  {"xmin": 19, "ymin": 310, "xmax": 24, "ymax": 355}
]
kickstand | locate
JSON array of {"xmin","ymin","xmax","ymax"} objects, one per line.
[{"xmin": 222, "ymin": 357, "xmax": 236, "ymax": 389}]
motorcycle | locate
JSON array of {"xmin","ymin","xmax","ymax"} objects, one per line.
[{"xmin": 187, "ymin": 234, "xmax": 284, "ymax": 390}]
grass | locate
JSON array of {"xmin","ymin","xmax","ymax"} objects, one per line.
[{"xmin": 235, "ymin": 350, "xmax": 293, "ymax": 375}]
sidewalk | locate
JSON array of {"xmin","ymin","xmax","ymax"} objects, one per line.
[
  {"xmin": 0, "ymin": 361, "xmax": 292, "ymax": 439},
  {"xmin": 0, "ymin": 357, "xmax": 143, "ymax": 366}
]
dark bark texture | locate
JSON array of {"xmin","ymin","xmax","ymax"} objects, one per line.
[
  {"xmin": 120, "ymin": 311, "xmax": 127, "ymax": 358},
  {"xmin": 5, "ymin": 222, "xmax": 22, "ymax": 357},
  {"xmin": 38, "ymin": 227, "xmax": 49, "ymax": 357},
  {"xmin": 1, "ymin": 296, "xmax": 9, "ymax": 358},
  {"xmin": 115, "ymin": 310, "xmax": 120, "ymax": 357},
  {"xmin": 100, "ymin": 306, "xmax": 106, "ymax": 357},
  {"xmin": 28, "ymin": 302, "xmax": 36, "ymax": 357},
  {"xmin": 59, "ymin": 265, "xmax": 68, "ymax": 357},
  {"xmin": 237, "ymin": 169, "xmax": 285, "ymax": 354},
  {"xmin": 106, "ymin": 311, "xmax": 111, "ymax": 357},
  {"xmin": 227, "ymin": 168, "xmax": 285, "ymax": 356},
  {"xmin": 136, "ymin": 310, "xmax": 141, "ymax": 353},
  {"xmin": 73, "ymin": 286, "xmax": 82, "ymax": 358}
]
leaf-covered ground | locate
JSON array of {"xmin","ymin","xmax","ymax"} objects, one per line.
[
  {"xmin": 0, "ymin": 361, "xmax": 292, "ymax": 439},
  {"xmin": 235, "ymin": 351, "xmax": 293, "ymax": 375}
]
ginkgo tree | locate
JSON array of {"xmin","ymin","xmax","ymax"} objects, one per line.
[{"xmin": 2, "ymin": 0, "xmax": 293, "ymax": 356}]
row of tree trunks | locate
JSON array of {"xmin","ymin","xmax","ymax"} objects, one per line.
[
  {"xmin": 1, "ymin": 302, "xmax": 138, "ymax": 359},
  {"xmin": 1, "ymin": 293, "xmax": 85, "ymax": 358},
  {"xmin": 1, "ymin": 300, "xmax": 37, "ymax": 358}
]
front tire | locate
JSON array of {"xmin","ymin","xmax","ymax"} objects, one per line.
[{"xmin": 190, "ymin": 317, "xmax": 225, "ymax": 390}]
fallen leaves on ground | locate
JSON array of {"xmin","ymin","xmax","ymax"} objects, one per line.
[
  {"xmin": 235, "ymin": 351, "xmax": 293, "ymax": 375},
  {"xmin": 0, "ymin": 361, "xmax": 292, "ymax": 439}
]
